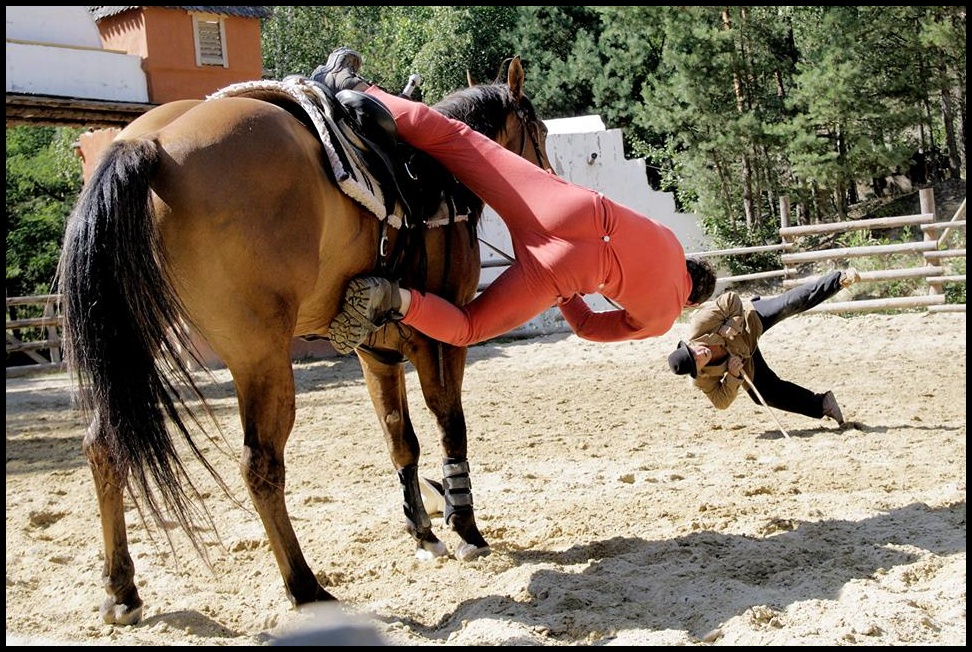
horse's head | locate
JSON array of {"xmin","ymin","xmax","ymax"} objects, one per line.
[
  {"xmin": 435, "ymin": 56, "xmax": 552, "ymax": 173},
  {"xmin": 496, "ymin": 56, "xmax": 552, "ymax": 174}
]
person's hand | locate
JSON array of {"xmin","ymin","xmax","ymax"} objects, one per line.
[
  {"xmin": 718, "ymin": 323, "xmax": 736, "ymax": 339},
  {"xmin": 727, "ymin": 355, "xmax": 744, "ymax": 378}
]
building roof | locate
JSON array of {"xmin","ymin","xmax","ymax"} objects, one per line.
[{"xmin": 87, "ymin": 6, "xmax": 273, "ymax": 21}]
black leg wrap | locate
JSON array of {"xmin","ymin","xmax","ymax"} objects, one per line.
[
  {"xmin": 442, "ymin": 457, "xmax": 474, "ymax": 526},
  {"xmin": 398, "ymin": 464, "xmax": 432, "ymax": 532}
]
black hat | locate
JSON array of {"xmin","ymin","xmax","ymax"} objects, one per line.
[{"xmin": 668, "ymin": 340, "xmax": 697, "ymax": 378}]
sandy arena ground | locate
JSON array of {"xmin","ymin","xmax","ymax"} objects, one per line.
[{"xmin": 5, "ymin": 311, "xmax": 966, "ymax": 645}]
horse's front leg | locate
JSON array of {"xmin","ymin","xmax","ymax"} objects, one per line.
[
  {"xmin": 233, "ymin": 358, "xmax": 336, "ymax": 605},
  {"xmin": 356, "ymin": 347, "xmax": 449, "ymax": 559},
  {"xmin": 83, "ymin": 410, "xmax": 144, "ymax": 625},
  {"xmin": 410, "ymin": 340, "xmax": 490, "ymax": 562}
]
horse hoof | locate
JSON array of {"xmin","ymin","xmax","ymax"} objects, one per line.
[
  {"xmin": 454, "ymin": 542, "xmax": 491, "ymax": 562},
  {"xmin": 100, "ymin": 598, "xmax": 142, "ymax": 625},
  {"xmin": 415, "ymin": 539, "xmax": 449, "ymax": 560}
]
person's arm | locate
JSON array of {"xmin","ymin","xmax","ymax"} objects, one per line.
[
  {"xmin": 558, "ymin": 295, "xmax": 672, "ymax": 342},
  {"xmin": 695, "ymin": 367, "xmax": 745, "ymax": 409},
  {"xmin": 691, "ymin": 292, "xmax": 745, "ymax": 339}
]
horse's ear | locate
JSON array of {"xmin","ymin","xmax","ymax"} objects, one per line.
[
  {"xmin": 467, "ymin": 69, "xmax": 476, "ymax": 88},
  {"xmin": 506, "ymin": 55, "xmax": 524, "ymax": 101}
]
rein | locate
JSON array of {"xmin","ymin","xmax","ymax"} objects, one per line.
[{"xmin": 515, "ymin": 104, "xmax": 547, "ymax": 168}]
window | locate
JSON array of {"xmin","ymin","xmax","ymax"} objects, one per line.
[{"xmin": 192, "ymin": 14, "xmax": 228, "ymax": 67}]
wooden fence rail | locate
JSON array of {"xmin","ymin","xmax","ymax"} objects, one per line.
[{"xmin": 691, "ymin": 188, "xmax": 966, "ymax": 315}]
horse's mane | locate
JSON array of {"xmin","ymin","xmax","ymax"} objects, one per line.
[{"xmin": 434, "ymin": 84, "xmax": 527, "ymax": 141}]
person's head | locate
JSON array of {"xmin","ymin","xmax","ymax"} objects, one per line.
[
  {"xmin": 685, "ymin": 257, "xmax": 716, "ymax": 306},
  {"xmin": 667, "ymin": 340, "xmax": 712, "ymax": 378}
]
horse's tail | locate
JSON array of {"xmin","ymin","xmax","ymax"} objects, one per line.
[{"xmin": 58, "ymin": 138, "xmax": 227, "ymax": 557}]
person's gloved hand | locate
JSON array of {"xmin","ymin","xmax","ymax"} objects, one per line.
[
  {"xmin": 727, "ymin": 355, "xmax": 744, "ymax": 378},
  {"xmin": 718, "ymin": 323, "xmax": 737, "ymax": 339}
]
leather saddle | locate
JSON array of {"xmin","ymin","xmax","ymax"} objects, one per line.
[{"xmin": 310, "ymin": 82, "xmax": 473, "ymax": 236}]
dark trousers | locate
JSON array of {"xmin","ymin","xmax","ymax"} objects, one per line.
[{"xmin": 744, "ymin": 271, "xmax": 844, "ymax": 418}]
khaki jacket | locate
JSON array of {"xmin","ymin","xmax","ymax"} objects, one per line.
[{"xmin": 685, "ymin": 291, "xmax": 765, "ymax": 409}]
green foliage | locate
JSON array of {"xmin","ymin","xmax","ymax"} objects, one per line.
[
  {"xmin": 5, "ymin": 126, "xmax": 83, "ymax": 298},
  {"xmin": 577, "ymin": 5, "xmax": 964, "ymax": 259},
  {"xmin": 508, "ymin": 7, "xmax": 602, "ymax": 120},
  {"xmin": 260, "ymin": 7, "xmax": 387, "ymax": 81},
  {"xmin": 260, "ymin": 6, "xmax": 521, "ymax": 103},
  {"xmin": 400, "ymin": 6, "xmax": 520, "ymax": 102},
  {"xmin": 944, "ymin": 257, "xmax": 965, "ymax": 304}
]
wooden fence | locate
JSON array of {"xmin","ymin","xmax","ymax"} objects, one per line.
[
  {"xmin": 697, "ymin": 188, "xmax": 965, "ymax": 314},
  {"xmin": 6, "ymin": 293, "xmax": 63, "ymax": 377},
  {"xmin": 6, "ymin": 189, "xmax": 966, "ymax": 377}
]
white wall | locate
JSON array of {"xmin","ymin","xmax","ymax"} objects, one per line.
[
  {"xmin": 5, "ymin": 6, "xmax": 102, "ymax": 46},
  {"xmin": 5, "ymin": 6, "xmax": 148, "ymax": 102},
  {"xmin": 478, "ymin": 116, "xmax": 710, "ymax": 336}
]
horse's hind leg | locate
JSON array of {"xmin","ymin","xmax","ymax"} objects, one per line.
[
  {"xmin": 83, "ymin": 410, "xmax": 144, "ymax": 625},
  {"xmin": 232, "ymin": 357, "xmax": 337, "ymax": 605},
  {"xmin": 411, "ymin": 342, "xmax": 490, "ymax": 562},
  {"xmin": 356, "ymin": 349, "xmax": 449, "ymax": 559}
]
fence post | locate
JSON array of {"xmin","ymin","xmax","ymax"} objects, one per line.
[
  {"xmin": 921, "ymin": 188, "xmax": 943, "ymax": 298},
  {"xmin": 779, "ymin": 195, "xmax": 792, "ymax": 280},
  {"xmin": 43, "ymin": 301, "xmax": 61, "ymax": 364}
]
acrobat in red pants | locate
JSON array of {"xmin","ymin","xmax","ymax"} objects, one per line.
[{"xmin": 365, "ymin": 86, "xmax": 692, "ymax": 346}]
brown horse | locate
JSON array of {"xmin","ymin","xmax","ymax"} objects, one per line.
[{"xmin": 57, "ymin": 57, "xmax": 550, "ymax": 625}]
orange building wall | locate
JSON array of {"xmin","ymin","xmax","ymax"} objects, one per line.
[
  {"xmin": 96, "ymin": 12, "xmax": 148, "ymax": 57},
  {"xmin": 95, "ymin": 7, "xmax": 264, "ymax": 104}
]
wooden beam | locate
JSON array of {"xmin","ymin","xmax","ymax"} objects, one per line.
[{"xmin": 5, "ymin": 92, "xmax": 156, "ymax": 128}]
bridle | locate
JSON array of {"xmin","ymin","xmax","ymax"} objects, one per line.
[{"xmin": 514, "ymin": 103, "xmax": 550, "ymax": 171}]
